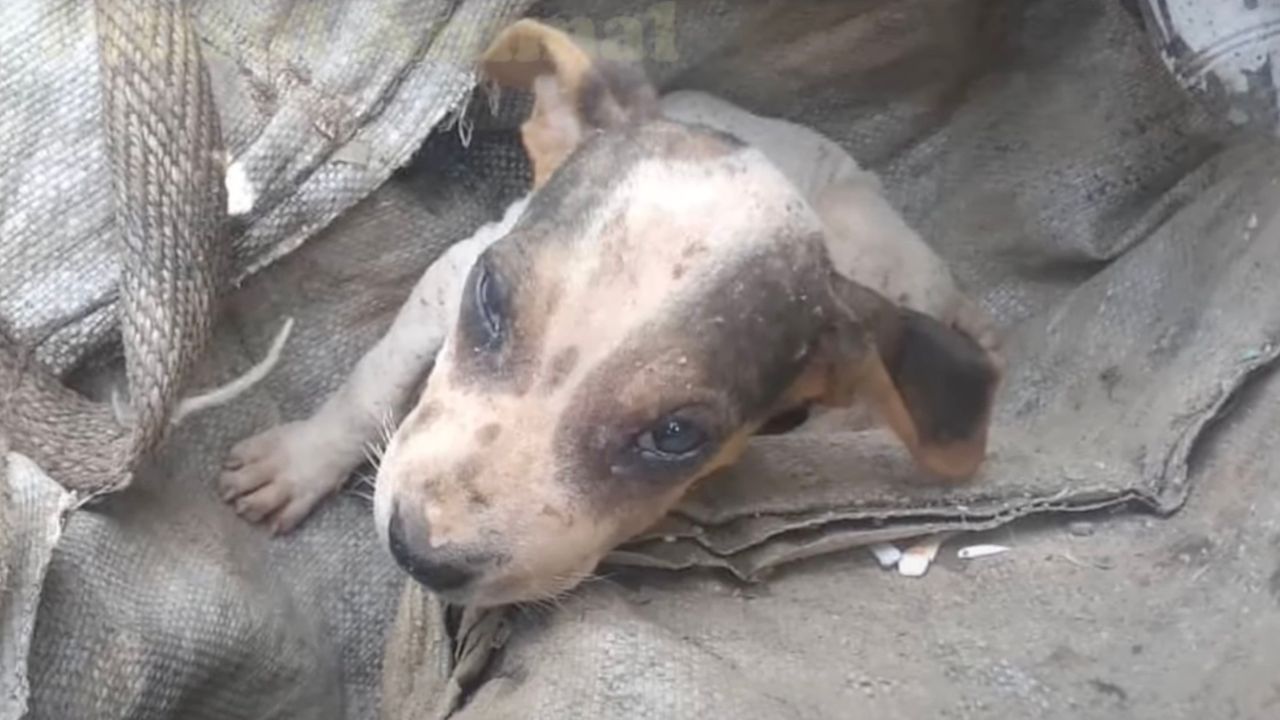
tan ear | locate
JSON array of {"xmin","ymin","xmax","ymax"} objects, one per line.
[
  {"xmin": 802, "ymin": 272, "xmax": 1002, "ymax": 479},
  {"xmin": 480, "ymin": 19, "xmax": 659, "ymax": 188}
]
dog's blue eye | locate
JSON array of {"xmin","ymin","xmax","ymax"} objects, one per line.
[
  {"xmin": 636, "ymin": 417, "xmax": 708, "ymax": 460},
  {"xmin": 475, "ymin": 264, "xmax": 503, "ymax": 342}
]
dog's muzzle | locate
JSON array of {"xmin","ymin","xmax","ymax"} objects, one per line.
[{"xmin": 386, "ymin": 501, "xmax": 491, "ymax": 596}]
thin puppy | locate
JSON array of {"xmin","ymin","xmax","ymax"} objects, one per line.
[{"xmin": 220, "ymin": 20, "xmax": 1001, "ymax": 607}]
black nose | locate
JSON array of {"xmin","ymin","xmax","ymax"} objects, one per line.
[{"xmin": 387, "ymin": 505, "xmax": 477, "ymax": 592}]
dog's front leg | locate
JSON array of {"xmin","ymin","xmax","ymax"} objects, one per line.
[{"xmin": 219, "ymin": 198, "xmax": 529, "ymax": 534}]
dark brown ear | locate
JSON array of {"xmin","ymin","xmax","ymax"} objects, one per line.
[
  {"xmin": 480, "ymin": 19, "xmax": 660, "ymax": 188},
  {"xmin": 802, "ymin": 272, "xmax": 1001, "ymax": 479}
]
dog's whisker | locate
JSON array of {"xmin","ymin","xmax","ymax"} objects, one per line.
[
  {"xmin": 351, "ymin": 472, "xmax": 377, "ymax": 490},
  {"xmin": 518, "ymin": 596, "xmax": 555, "ymax": 616},
  {"xmin": 535, "ymin": 569, "xmax": 600, "ymax": 610},
  {"xmin": 377, "ymin": 407, "xmax": 398, "ymax": 447},
  {"xmin": 518, "ymin": 576, "xmax": 578, "ymax": 615},
  {"xmin": 361, "ymin": 441, "xmax": 385, "ymax": 470},
  {"xmin": 580, "ymin": 569, "xmax": 618, "ymax": 590},
  {"xmin": 536, "ymin": 592, "xmax": 565, "ymax": 614},
  {"xmin": 344, "ymin": 488, "xmax": 375, "ymax": 502}
]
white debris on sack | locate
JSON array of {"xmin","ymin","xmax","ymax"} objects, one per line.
[
  {"xmin": 957, "ymin": 544, "xmax": 1010, "ymax": 560},
  {"xmin": 897, "ymin": 534, "xmax": 948, "ymax": 578},
  {"xmin": 868, "ymin": 534, "xmax": 1009, "ymax": 575},
  {"xmin": 225, "ymin": 158, "xmax": 256, "ymax": 216},
  {"xmin": 868, "ymin": 542, "xmax": 902, "ymax": 569},
  {"xmin": 1068, "ymin": 520, "xmax": 1096, "ymax": 537}
]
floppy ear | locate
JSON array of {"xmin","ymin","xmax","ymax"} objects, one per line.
[
  {"xmin": 800, "ymin": 271, "xmax": 1001, "ymax": 479},
  {"xmin": 480, "ymin": 19, "xmax": 660, "ymax": 188}
]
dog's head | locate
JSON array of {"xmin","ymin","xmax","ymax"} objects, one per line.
[{"xmin": 374, "ymin": 20, "xmax": 1000, "ymax": 606}]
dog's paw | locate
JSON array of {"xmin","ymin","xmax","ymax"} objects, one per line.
[{"xmin": 219, "ymin": 421, "xmax": 354, "ymax": 535}]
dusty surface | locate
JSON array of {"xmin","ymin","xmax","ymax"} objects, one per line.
[{"xmin": 588, "ymin": 365, "xmax": 1280, "ymax": 719}]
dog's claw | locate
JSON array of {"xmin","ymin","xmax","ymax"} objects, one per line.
[
  {"xmin": 269, "ymin": 499, "xmax": 315, "ymax": 536},
  {"xmin": 218, "ymin": 421, "xmax": 355, "ymax": 534},
  {"xmin": 235, "ymin": 483, "xmax": 290, "ymax": 524}
]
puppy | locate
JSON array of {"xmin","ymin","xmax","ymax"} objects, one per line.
[{"xmin": 220, "ymin": 20, "xmax": 1001, "ymax": 606}]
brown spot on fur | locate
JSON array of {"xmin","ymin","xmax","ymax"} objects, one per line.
[
  {"xmin": 544, "ymin": 346, "xmax": 580, "ymax": 391},
  {"xmin": 539, "ymin": 279, "xmax": 563, "ymax": 318},
  {"xmin": 539, "ymin": 504, "xmax": 570, "ymax": 526},
  {"xmin": 464, "ymin": 484, "xmax": 489, "ymax": 509},
  {"xmin": 682, "ymin": 241, "xmax": 708, "ymax": 259},
  {"xmin": 591, "ymin": 215, "xmax": 632, "ymax": 287},
  {"xmin": 671, "ymin": 263, "xmax": 686, "ymax": 280},
  {"xmin": 453, "ymin": 457, "xmax": 488, "ymax": 509},
  {"xmin": 453, "ymin": 456, "xmax": 481, "ymax": 486},
  {"xmin": 476, "ymin": 423, "xmax": 502, "ymax": 446}
]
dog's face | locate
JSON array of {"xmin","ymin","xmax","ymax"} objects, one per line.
[{"xmin": 373, "ymin": 21, "xmax": 1000, "ymax": 606}]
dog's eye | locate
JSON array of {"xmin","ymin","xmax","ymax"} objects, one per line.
[
  {"xmin": 474, "ymin": 263, "xmax": 503, "ymax": 343},
  {"xmin": 635, "ymin": 416, "xmax": 708, "ymax": 461}
]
